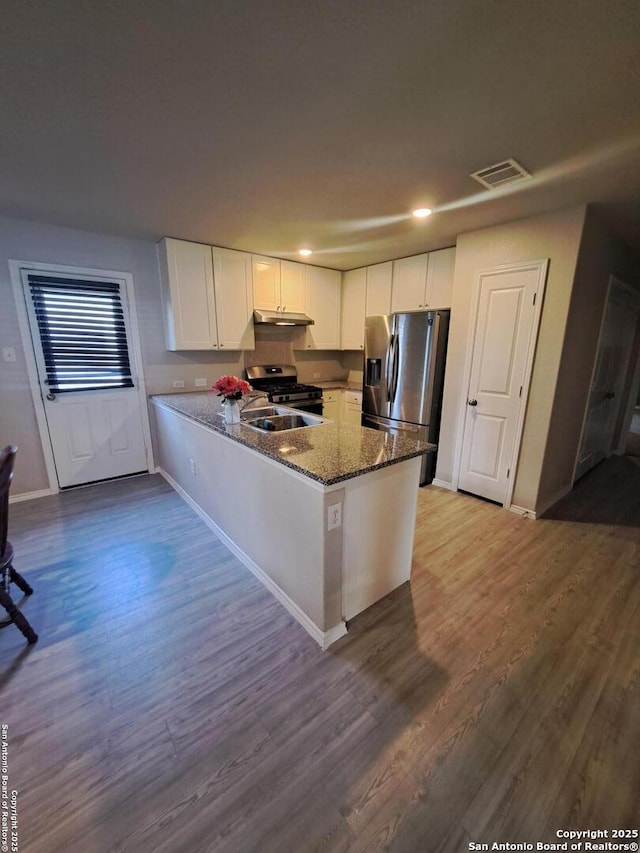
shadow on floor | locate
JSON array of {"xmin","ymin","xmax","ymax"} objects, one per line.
[{"xmin": 543, "ymin": 455, "xmax": 640, "ymax": 528}]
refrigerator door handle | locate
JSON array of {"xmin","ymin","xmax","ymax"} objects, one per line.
[
  {"xmin": 421, "ymin": 312, "xmax": 440, "ymax": 422},
  {"xmin": 390, "ymin": 333, "xmax": 400, "ymax": 403},
  {"xmin": 385, "ymin": 334, "xmax": 395, "ymax": 402}
]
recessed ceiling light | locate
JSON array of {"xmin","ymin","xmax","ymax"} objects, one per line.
[
  {"xmin": 412, "ymin": 207, "xmax": 433, "ymax": 219},
  {"xmin": 298, "ymin": 248, "xmax": 312, "ymax": 257}
]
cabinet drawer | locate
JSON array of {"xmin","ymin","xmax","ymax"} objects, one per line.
[
  {"xmin": 343, "ymin": 391, "xmax": 362, "ymax": 407},
  {"xmin": 323, "ymin": 390, "xmax": 340, "ymax": 404}
]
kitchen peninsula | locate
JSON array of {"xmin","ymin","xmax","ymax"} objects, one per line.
[{"xmin": 151, "ymin": 392, "xmax": 434, "ymax": 648}]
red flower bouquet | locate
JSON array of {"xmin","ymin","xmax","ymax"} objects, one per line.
[{"xmin": 212, "ymin": 375, "xmax": 251, "ymax": 402}]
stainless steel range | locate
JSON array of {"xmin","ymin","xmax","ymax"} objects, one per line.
[{"xmin": 245, "ymin": 365, "xmax": 323, "ymax": 415}]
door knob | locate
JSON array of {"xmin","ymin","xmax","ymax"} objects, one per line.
[{"xmin": 468, "ymin": 398, "xmax": 478, "ymax": 406}]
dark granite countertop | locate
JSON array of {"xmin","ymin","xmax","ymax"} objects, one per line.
[{"xmin": 151, "ymin": 392, "xmax": 434, "ymax": 487}]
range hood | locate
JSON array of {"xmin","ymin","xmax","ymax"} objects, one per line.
[{"xmin": 253, "ymin": 309, "xmax": 314, "ymax": 326}]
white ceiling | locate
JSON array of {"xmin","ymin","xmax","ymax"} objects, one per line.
[{"xmin": 2, "ymin": 0, "xmax": 640, "ymax": 270}]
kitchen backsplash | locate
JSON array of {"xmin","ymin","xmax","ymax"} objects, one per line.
[
  {"xmin": 145, "ymin": 328, "xmax": 364, "ymax": 395},
  {"xmin": 244, "ymin": 327, "xmax": 363, "ymax": 383}
]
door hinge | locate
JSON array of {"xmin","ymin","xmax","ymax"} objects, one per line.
[
  {"xmin": 507, "ymin": 468, "xmax": 511, "ymax": 478},
  {"xmin": 519, "ymin": 386, "xmax": 523, "ymax": 397},
  {"xmin": 533, "ymin": 292, "xmax": 537, "ymax": 305}
]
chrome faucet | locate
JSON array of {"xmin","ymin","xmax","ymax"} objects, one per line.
[{"xmin": 239, "ymin": 392, "xmax": 270, "ymax": 412}]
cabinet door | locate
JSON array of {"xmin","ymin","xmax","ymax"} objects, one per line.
[
  {"xmin": 425, "ymin": 247, "xmax": 455, "ymax": 308},
  {"xmin": 391, "ymin": 254, "xmax": 428, "ymax": 312},
  {"xmin": 302, "ymin": 267, "xmax": 341, "ymax": 349},
  {"xmin": 252, "ymin": 255, "xmax": 281, "ymax": 310},
  {"xmin": 341, "ymin": 268, "xmax": 366, "ymax": 350},
  {"xmin": 343, "ymin": 391, "xmax": 363, "ymax": 426},
  {"xmin": 158, "ymin": 238, "xmax": 218, "ymax": 350},
  {"xmin": 366, "ymin": 262, "xmax": 393, "ymax": 316},
  {"xmin": 280, "ymin": 260, "xmax": 307, "ymax": 313},
  {"xmin": 212, "ymin": 248, "xmax": 255, "ymax": 350},
  {"xmin": 322, "ymin": 390, "xmax": 341, "ymax": 421}
]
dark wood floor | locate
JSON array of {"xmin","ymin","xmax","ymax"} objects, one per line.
[{"xmin": 1, "ymin": 457, "xmax": 638, "ymax": 852}]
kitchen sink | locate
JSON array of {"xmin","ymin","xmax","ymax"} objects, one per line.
[
  {"xmin": 242, "ymin": 408, "xmax": 326, "ymax": 432},
  {"xmin": 239, "ymin": 406, "xmax": 282, "ymax": 421}
]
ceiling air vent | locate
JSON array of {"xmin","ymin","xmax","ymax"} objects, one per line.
[{"xmin": 470, "ymin": 159, "xmax": 531, "ymax": 189}]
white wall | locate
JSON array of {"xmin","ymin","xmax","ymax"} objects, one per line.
[
  {"xmin": 537, "ymin": 207, "xmax": 640, "ymax": 509},
  {"xmin": 0, "ymin": 215, "xmax": 359, "ymax": 496},
  {"xmin": 436, "ymin": 206, "xmax": 587, "ymax": 512},
  {"xmin": 0, "ymin": 217, "xmax": 244, "ymax": 494}
]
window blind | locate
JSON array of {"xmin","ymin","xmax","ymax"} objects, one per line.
[{"xmin": 27, "ymin": 275, "xmax": 134, "ymax": 393}]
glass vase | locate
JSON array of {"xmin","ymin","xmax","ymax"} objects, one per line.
[{"xmin": 223, "ymin": 398, "xmax": 241, "ymax": 425}]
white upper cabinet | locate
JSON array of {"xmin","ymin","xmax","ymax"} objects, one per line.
[
  {"xmin": 252, "ymin": 255, "xmax": 281, "ymax": 310},
  {"xmin": 424, "ymin": 247, "xmax": 455, "ymax": 308},
  {"xmin": 158, "ymin": 238, "xmax": 218, "ymax": 350},
  {"xmin": 341, "ymin": 261, "xmax": 392, "ymax": 350},
  {"xmin": 212, "ymin": 248, "xmax": 255, "ymax": 350},
  {"xmin": 252, "ymin": 256, "xmax": 307, "ymax": 313},
  {"xmin": 297, "ymin": 266, "xmax": 341, "ymax": 350},
  {"xmin": 158, "ymin": 238, "xmax": 254, "ymax": 351},
  {"xmin": 391, "ymin": 248, "xmax": 455, "ymax": 312},
  {"xmin": 341, "ymin": 268, "xmax": 367, "ymax": 350},
  {"xmin": 280, "ymin": 260, "xmax": 307, "ymax": 313},
  {"xmin": 365, "ymin": 261, "xmax": 393, "ymax": 316},
  {"xmin": 391, "ymin": 254, "xmax": 429, "ymax": 312}
]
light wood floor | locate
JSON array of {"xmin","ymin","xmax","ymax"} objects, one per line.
[{"xmin": 1, "ymin": 457, "xmax": 638, "ymax": 852}]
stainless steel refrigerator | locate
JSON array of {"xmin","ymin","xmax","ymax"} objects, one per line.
[{"xmin": 362, "ymin": 310, "xmax": 450, "ymax": 485}]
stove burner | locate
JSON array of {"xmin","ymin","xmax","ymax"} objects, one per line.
[
  {"xmin": 245, "ymin": 364, "xmax": 324, "ymax": 407},
  {"xmin": 265, "ymin": 383, "xmax": 320, "ymax": 395}
]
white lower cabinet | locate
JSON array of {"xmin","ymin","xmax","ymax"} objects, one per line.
[
  {"xmin": 158, "ymin": 238, "xmax": 254, "ymax": 351},
  {"xmin": 323, "ymin": 389, "xmax": 362, "ymax": 424},
  {"xmin": 322, "ymin": 390, "xmax": 341, "ymax": 421},
  {"xmin": 342, "ymin": 390, "xmax": 363, "ymax": 426}
]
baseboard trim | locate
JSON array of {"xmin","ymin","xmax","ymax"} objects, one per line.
[
  {"xmin": 534, "ymin": 483, "xmax": 574, "ymax": 517},
  {"xmin": 9, "ymin": 487, "xmax": 57, "ymax": 504},
  {"xmin": 158, "ymin": 468, "xmax": 348, "ymax": 650},
  {"xmin": 508, "ymin": 504, "xmax": 537, "ymax": 519},
  {"xmin": 431, "ymin": 478, "xmax": 456, "ymax": 491},
  {"xmin": 508, "ymin": 482, "xmax": 574, "ymax": 519}
]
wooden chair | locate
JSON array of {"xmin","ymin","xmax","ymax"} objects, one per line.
[{"xmin": 0, "ymin": 446, "xmax": 38, "ymax": 644}]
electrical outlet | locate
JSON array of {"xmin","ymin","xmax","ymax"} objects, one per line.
[
  {"xmin": 313, "ymin": 372, "xmax": 320, "ymax": 379},
  {"xmin": 173, "ymin": 380, "xmax": 185, "ymax": 389},
  {"xmin": 327, "ymin": 502, "xmax": 342, "ymax": 531},
  {"xmin": 194, "ymin": 378, "xmax": 207, "ymax": 387},
  {"xmin": 189, "ymin": 459, "xmax": 196, "ymax": 476},
  {"xmin": 2, "ymin": 347, "xmax": 16, "ymax": 363}
]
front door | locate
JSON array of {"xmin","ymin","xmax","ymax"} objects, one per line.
[
  {"xmin": 574, "ymin": 280, "xmax": 638, "ymax": 480},
  {"xmin": 22, "ymin": 271, "xmax": 149, "ymax": 488},
  {"xmin": 458, "ymin": 260, "xmax": 547, "ymax": 504}
]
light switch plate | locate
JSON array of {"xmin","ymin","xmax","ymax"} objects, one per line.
[{"xmin": 194, "ymin": 378, "xmax": 207, "ymax": 387}]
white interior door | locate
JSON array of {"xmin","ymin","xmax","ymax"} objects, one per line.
[
  {"xmin": 575, "ymin": 281, "xmax": 638, "ymax": 480},
  {"xmin": 458, "ymin": 261, "xmax": 547, "ymax": 504},
  {"xmin": 23, "ymin": 272, "xmax": 149, "ymax": 488}
]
